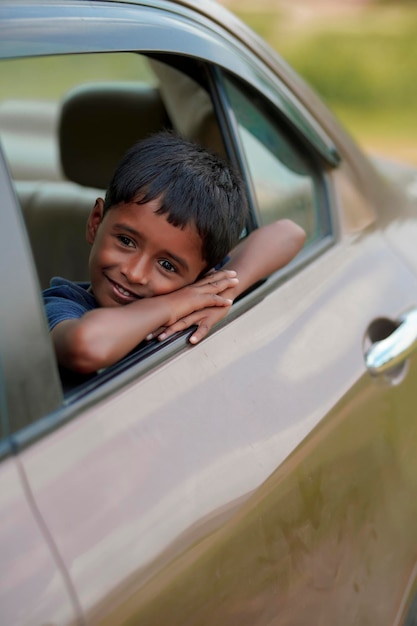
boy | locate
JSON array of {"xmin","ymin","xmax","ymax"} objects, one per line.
[{"xmin": 43, "ymin": 131, "xmax": 305, "ymax": 375}]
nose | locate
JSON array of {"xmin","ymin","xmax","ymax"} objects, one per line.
[{"xmin": 121, "ymin": 253, "xmax": 150, "ymax": 285}]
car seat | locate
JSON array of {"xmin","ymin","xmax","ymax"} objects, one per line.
[{"xmin": 16, "ymin": 81, "xmax": 172, "ymax": 288}]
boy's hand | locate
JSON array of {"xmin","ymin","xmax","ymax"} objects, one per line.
[
  {"xmin": 151, "ymin": 303, "xmax": 233, "ymax": 344},
  {"xmin": 147, "ymin": 269, "xmax": 238, "ymax": 343}
]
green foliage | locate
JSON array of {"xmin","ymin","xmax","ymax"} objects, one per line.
[
  {"xmin": 234, "ymin": 9, "xmax": 282, "ymax": 43},
  {"xmin": 0, "ymin": 52, "xmax": 153, "ymax": 100},
  {"xmin": 232, "ymin": 3, "xmax": 417, "ymax": 158},
  {"xmin": 285, "ymin": 20, "xmax": 417, "ymax": 110},
  {"xmin": 375, "ymin": 0, "xmax": 417, "ymax": 4}
]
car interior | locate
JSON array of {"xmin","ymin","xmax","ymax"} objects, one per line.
[
  {"xmin": 17, "ymin": 80, "xmax": 171, "ymax": 288},
  {"xmin": 4, "ymin": 56, "xmax": 228, "ymax": 290}
]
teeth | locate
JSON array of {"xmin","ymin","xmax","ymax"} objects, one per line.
[{"xmin": 116, "ymin": 284, "xmax": 132, "ymax": 297}]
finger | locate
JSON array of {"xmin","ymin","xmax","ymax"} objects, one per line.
[
  {"xmin": 195, "ymin": 269, "xmax": 237, "ymax": 286},
  {"xmin": 189, "ymin": 322, "xmax": 211, "ymax": 344},
  {"xmin": 157, "ymin": 313, "xmax": 201, "ymax": 341},
  {"xmin": 189, "ymin": 306, "xmax": 231, "ymax": 344},
  {"xmin": 212, "ymin": 269, "xmax": 237, "ymax": 277},
  {"xmin": 191, "ymin": 293, "xmax": 233, "ymax": 308},
  {"xmin": 209, "ymin": 295, "xmax": 233, "ymax": 307},
  {"xmin": 146, "ymin": 326, "xmax": 167, "ymax": 340},
  {"xmin": 200, "ymin": 276, "xmax": 239, "ymax": 292}
]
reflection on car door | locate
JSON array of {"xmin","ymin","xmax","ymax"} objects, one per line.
[
  {"xmin": 16, "ymin": 184, "xmax": 417, "ymax": 625},
  {"xmin": 0, "ymin": 148, "xmax": 78, "ymax": 625}
]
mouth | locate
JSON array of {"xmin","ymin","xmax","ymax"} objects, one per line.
[{"xmin": 107, "ymin": 276, "xmax": 143, "ymax": 303}]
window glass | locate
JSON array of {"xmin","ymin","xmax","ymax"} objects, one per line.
[
  {"xmin": 0, "ymin": 53, "xmax": 154, "ymax": 183},
  {"xmin": 222, "ymin": 74, "xmax": 331, "ymax": 243},
  {"xmin": 0, "ymin": 361, "xmax": 7, "ymax": 441},
  {"xmin": 0, "ymin": 52, "xmax": 155, "ymax": 101}
]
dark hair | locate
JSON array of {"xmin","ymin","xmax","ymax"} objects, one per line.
[{"xmin": 104, "ymin": 131, "xmax": 248, "ymax": 269}]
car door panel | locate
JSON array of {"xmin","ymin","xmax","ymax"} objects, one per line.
[
  {"xmin": 16, "ymin": 214, "xmax": 417, "ymax": 623},
  {"xmin": 0, "ymin": 149, "xmax": 80, "ymax": 625},
  {"xmin": 0, "ymin": 451, "xmax": 80, "ymax": 625}
]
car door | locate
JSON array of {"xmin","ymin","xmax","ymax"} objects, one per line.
[
  {"xmin": 0, "ymin": 149, "xmax": 81, "ymax": 625},
  {"xmin": 2, "ymin": 2, "xmax": 417, "ymax": 625}
]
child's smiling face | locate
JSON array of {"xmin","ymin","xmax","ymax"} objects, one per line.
[{"xmin": 86, "ymin": 197, "xmax": 207, "ymax": 307}]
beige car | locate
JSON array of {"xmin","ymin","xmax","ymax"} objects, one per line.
[{"xmin": 1, "ymin": 0, "xmax": 417, "ymax": 624}]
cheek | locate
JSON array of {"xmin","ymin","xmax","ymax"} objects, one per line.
[{"xmin": 90, "ymin": 238, "xmax": 117, "ymax": 266}]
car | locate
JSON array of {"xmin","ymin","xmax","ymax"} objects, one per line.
[{"xmin": 1, "ymin": 0, "xmax": 417, "ymax": 624}]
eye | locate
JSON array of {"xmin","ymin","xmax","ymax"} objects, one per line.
[
  {"xmin": 159, "ymin": 259, "xmax": 177, "ymax": 273},
  {"xmin": 117, "ymin": 235, "xmax": 135, "ymax": 248}
]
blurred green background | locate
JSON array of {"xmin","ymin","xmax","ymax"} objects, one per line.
[
  {"xmin": 1, "ymin": 0, "xmax": 416, "ymax": 167},
  {"xmin": 220, "ymin": 0, "xmax": 417, "ymax": 165}
]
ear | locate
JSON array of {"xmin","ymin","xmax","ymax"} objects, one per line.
[{"xmin": 86, "ymin": 198, "xmax": 105, "ymax": 244}]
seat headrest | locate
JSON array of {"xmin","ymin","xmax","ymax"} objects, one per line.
[{"xmin": 59, "ymin": 82, "xmax": 171, "ymax": 189}]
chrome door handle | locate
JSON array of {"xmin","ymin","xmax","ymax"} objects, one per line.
[{"xmin": 365, "ymin": 309, "xmax": 417, "ymax": 375}]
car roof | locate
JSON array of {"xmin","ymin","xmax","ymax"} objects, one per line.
[
  {"xmin": 2, "ymin": 0, "xmax": 292, "ymax": 81},
  {"xmin": 0, "ymin": 0, "xmax": 339, "ymax": 135}
]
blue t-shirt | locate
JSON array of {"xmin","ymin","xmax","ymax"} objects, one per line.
[
  {"xmin": 41, "ymin": 277, "xmax": 100, "ymax": 391},
  {"xmin": 43, "ymin": 276, "xmax": 98, "ymax": 330}
]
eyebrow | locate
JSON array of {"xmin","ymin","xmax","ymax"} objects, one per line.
[{"xmin": 114, "ymin": 223, "xmax": 190, "ymax": 272}]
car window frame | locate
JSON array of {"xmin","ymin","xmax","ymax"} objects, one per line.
[
  {"xmin": 210, "ymin": 66, "xmax": 335, "ymax": 247},
  {"xmin": 0, "ymin": 0, "xmax": 341, "ymax": 448},
  {"xmin": 0, "ymin": 355, "xmax": 14, "ymax": 460},
  {"xmin": 0, "ymin": 146, "xmax": 62, "ymax": 436}
]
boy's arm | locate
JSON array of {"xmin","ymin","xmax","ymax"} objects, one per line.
[
  {"xmin": 153, "ymin": 219, "xmax": 306, "ymax": 344},
  {"xmin": 221, "ymin": 218, "xmax": 306, "ymax": 297},
  {"xmin": 51, "ymin": 270, "xmax": 238, "ymax": 374}
]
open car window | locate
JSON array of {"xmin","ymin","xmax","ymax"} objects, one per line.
[
  {"xmin": 0, "ymin": 51, "xmax": 241, "ymax": 401},
  {"xmin": 0, "ymin": 50, "xmax": 317, "ymax": 403},
  {"xmin": 0, "ymin": 53, "xmax": 228, "ymax": 291}
]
